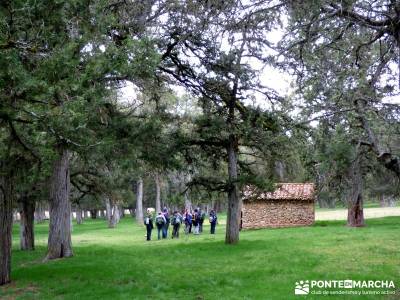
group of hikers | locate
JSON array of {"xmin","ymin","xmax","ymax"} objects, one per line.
[{"xmin": 143, "ymin": 207, "xmax": 218, "ymax": 241}]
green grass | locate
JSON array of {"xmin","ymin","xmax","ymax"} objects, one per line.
[{"xmin": 1, "ymin": 216, "xmax": 399, "ymax": 299}]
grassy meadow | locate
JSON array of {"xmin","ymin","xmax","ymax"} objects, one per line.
[{"xmin": 1, "ymin": 216, "xmax": 399, "ymax": 299}]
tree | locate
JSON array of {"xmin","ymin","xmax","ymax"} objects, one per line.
[
  {"xmin": 154, "ymin": 172, "xmax": 162, "ymax": 213},
  {"xmin": 18, "ymin": 166, "xmax": 46, "ymax": 251},
  {"xmin": 157, "ymin": 1, "xmax": 290, "ymax": 243},
  {"xmin": 280, "ymin": 0, "xmax": 400, "ymax": 225},
  {"xmin": 0, "ymin": 118, "xmax": 41, "ymax": 281},
  {"xmin": 347, "ymin": 146, "xmax": 365, "ymax": 227},
  {"xmin": 0, "ymin": 185, "xmax": 12, "ymax": 284},
  {"xmin": 0, "ymin": 158, "xmax": 15, "ymax": 285},
  {"xmin": 0, "ymin": 0, "xmax": 161, "ymax": 276},
  {"xmin": 135, "ymin": 178, "xmax": 144, "ymax": 225}
]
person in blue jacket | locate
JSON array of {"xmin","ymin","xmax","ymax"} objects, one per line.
[
  {"xmin": 209, "ymin": 210, "xmax": 217, "ymax": 234},
  {"xmin": 184, "ymin": 209, "xmax": 192, "ymax": 234},
  {"xmin": 162, "ymin": 207, "xmax": 170, "ymax": 239}
]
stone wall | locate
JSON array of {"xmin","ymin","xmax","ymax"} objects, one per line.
[{"xmin": 242, "ymin": 199, "xmax": 314, "ymax": 229}]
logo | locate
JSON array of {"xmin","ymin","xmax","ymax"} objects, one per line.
[
  {"xmin": 295, "ymin": 279, "xmax": 396, "ymax": 296},
  {"xmin": 344, "ymin": 280, "xmax": 353, "ymax": 288},
  {"xmin": 295, "ymin": 280, "xmax": 309, "ymax": 295}
]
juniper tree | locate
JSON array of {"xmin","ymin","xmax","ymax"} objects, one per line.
[
  {"xmin": 0, "ymin": 0, "xmax": 161, "ymax": 281},
  {"xmin": 157, "ymin": 1, "xmax": 291, "ymax": 244},
  {"xmin": 280, "ymin": 0, "xmax": 400, "ymax": 225}
]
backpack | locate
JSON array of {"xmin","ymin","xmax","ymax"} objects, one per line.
[
  {"xmin": 209, "ymin": 215, "xmax": 214, "ymax": 223},
  {"xmin": 156, "ymin": 216, "xmax": 165, "ymax": 225},
  {"xmin": 164, "ymin": 213, "xmax": 170, "ymax": 223},
  {"xmin": 186, "ymin": 214, "xmax": 192, "ymax": 224},
  {"xmin": 193, "ymin": 213, "xmax": 199, "ymax": 225},
  {"xmin": 173, "ymin": 216, "xmax": 181, "ymax": 225},
  {"xmin": 200, "ymin": 212, "xmax": 205, "ymax": 221}
]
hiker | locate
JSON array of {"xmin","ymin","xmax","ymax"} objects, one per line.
[
  {"xmin": 144, "ymin": 212, "xmax": 154, "ymax": 241},
  {"xmin": 171, "ymin": 211, "xmax": 182, "ymax": 238},
  {"xmin": 184, "ymin": 210, "xmax": 192, "ymax": 234},
  {"xmin": 162, "ymin": 207, "xmax": 170, "ymax": 239},
  {"xmin": 209, "ymin": 210, "xmax": 217, "ymax": 234},
  {"xmin": 198, "ymin": 209, "xmax": 205, "ymax": 233},
  {"xmin": 193, "ymin": 208, "xmax": 200, "ymax": 235},
  {"xmin": 155, "ymin": 212, "xmax": 166, "ymax": 240}
]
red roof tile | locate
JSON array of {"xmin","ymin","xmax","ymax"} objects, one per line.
[{"xmin": 243, "ymin": 183, "xmax": 315, "ymax": 201}]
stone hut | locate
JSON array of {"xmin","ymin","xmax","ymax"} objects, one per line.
[{"xmin": 241, "ymin": 183, "xmax": 315, "ymax": 229}]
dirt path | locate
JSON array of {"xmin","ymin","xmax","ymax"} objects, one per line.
[{"xmin": 316, "ymin": 207, "xmax": 400, "ymax": 220}]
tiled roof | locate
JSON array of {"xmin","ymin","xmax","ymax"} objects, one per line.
[{"xmin": 242, "ymin": 183, "xmax": 315, "ymax": 201}]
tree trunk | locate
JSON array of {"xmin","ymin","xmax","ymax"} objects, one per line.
[
  {"xmin": 380, "ymin": 195, "xmax": 396, "ymax": 207},
  {"xmin": 317, "ymin": 196, "xmax": 326, "ymax": 208},
  {"xmin": 356, "ymin": 100, "xmax": 400, "ymax": 177},
  {"xmin": 46, "ymin": 148, "xmax": 73, "ymax": 260},
  {"xmin": 76, "ymin": 205, "xmax": 83, "ymax": 225},
  {"xmin": 70, "ymin": 213, "xmax": 73, "ymax": 232},
  {"xmin": 347, "ymin": 154, "xmax": 365, "ymax": 227},
  {"xmin": 136, "ymin": 178, "xmax": 144, "ymax": 225},
  {"xmin": 116, "ymin": 206, "xmax": 121, "ymax": 223},
  {"xmin": 0, "ymin": 176, "xmax": 14, "ymax": 285},
  {"xmin": 34, "ymin": 201, "xmax": 46, "ymax": 223},
  {"xmin": 388, "ymin": 196, "xmax": 396, "ymax": 207},
  {"xmin": 90, "ymin": 209, "xmax": 97, "ymax": 219},
  {"xmin": 184, "ymin": 190, "xmax": 192, "ymax": 212},
  {"xmin": 20, "ymin": 200, "xmax": 35, "ymax": 251},
  {"xmin": 155, "ymin": 173, "xmax": 161, "ymax": 213},
  {"xmin": 109, "ymin": 205, "xmax": 119, "ymax": 228},
  {"xmin": 347, "ymin": 195, "xmax": 364, "ymax": 227},
  {"xmin": 225, "ymin": 134, "xmax": 241, "ymax": 244},
  {"xmin": 105, "ymin": 198, "xmax": 112, "ymax": 222},
  {"xmin": 106, "ymin": 198, "xmax": 119, "ymax": 228},
  {"xmin": 274, "ymin": 161, "xmax": 285, "ymax": 181},
  {"xmin": 183, "ymin": 172, "xmax": 193, "ymax": 212},
  {"xmin": 328, "ymin": 199, "xmax": 336, "ymax": 208},
  {"xmin": 378, "ymin": 194, "xmax": 385, "ymax": 207}
]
